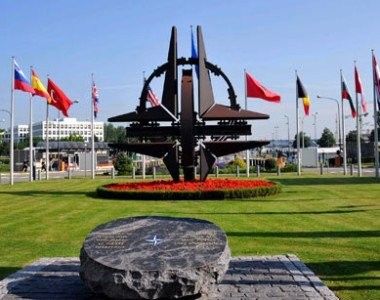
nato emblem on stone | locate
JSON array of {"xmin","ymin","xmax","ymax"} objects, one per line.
[{"xmin": 108, "ymin": 26, "xmax": 269, "ymax": 182}]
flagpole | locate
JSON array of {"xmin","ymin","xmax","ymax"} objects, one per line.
[
  {"xmin": 10, "ymin": 57, "xmax": 15, "ymax": 185},
  {"xmin": 46, "ymin": 75, "xmax": 50, "ymax": 180},
  {"xmin": 244, "ymin": 69, "xmax": 250, "ymax": 177},
  {"xmin": 142, "ymin": 71, "xmax": 146, "ymax": 180},
  {"xmin": 29, "ymin": 66, "xmax": 33, "ymax": 182},
  {"xmin": 296, "ymin": 70, "xmax": 301, "ymax": 176},
  {"xmin": 340, "ymin": 69, "xmax": 347, "ymax": 175},
  {"xmin": 354, "ymin": 61, "xmax": 362, "ymax": 177},
  {"xmin": 91, "ymin": 73, "xmax": 95, "ymax": 179},
  {"xmin": 372, "ymin": 50, "xmax": 380, "ymax": 178}
]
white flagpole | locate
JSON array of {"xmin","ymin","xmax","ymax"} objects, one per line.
[
  {"xmin": 244, "ymin": 69, "xmax": 250, "ymax": 177},
  {"xmin": 91, "ymin": 73, "xmax": 95, "ymax": 179},
  {"xmin": 10, "ymin": 57, "xmax": 15, "ymax": 185},
  {"xmin": 142, "ymin": 71, "xmax": 146, "ymax": 180},
  {"xmin": 354, "ymin": 61, "xmax": 362, "ymax": 177},
  {"xmin": 296, "ymin": 71, "xmax": 301, "ymax": 176},
  {"xmin": 29, "ymin": 67, "xmax": 34, "ymax": 182},
  {"xmin": 372, "ymin": 50, "xmax": 380, "ymax": 178},
  {"xmin": 46, "ymin": 75, "xmax": 50, "ymax": 180},
  {"xmin": 340, "ymin": 70, "xmax": 347, "ymax": 175}
]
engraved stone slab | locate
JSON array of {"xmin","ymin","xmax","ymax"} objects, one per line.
[{"xmin": 79, "ymin": 216, "xmax": 231, "ymax": 299}]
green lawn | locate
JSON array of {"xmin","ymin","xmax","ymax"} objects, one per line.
[{"xmin": 0, "ymin": 174, "xmax": 379, "ymax": 300}]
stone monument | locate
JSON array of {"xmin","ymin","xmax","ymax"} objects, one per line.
[{"xmin": 80, "ymin": 216, "xmax": 230, "ymax": 299}]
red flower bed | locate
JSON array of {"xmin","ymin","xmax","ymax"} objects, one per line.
[
  {"xmin": 97, "ymin": 179, "xmax": 280, "ymax": 200},
  {"xmin": 104, "ymin": 179, "xmax": 274, "ymax": 192}
]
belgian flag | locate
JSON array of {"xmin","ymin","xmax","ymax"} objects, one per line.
[{"xmin": 296, "ymin": 76, "xmax": 310, "ymax": 115}]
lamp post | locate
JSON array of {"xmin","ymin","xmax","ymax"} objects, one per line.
[
  {"xmin": 0, "ymin": 109, "xmax": 11, "ymax": 182},
  {"xmin": 316, "ymin": 96, "xmax": 341, "ymax": 147},
  {"xmin": 284, "ymin": 115, "xmax": 290, "ymax": 156},
  {"xmin": 312, "ymin": 112, "xmax": 318, "ymax": 141}
]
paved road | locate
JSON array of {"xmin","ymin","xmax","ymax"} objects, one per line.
[{"xmin": 0, "ymin": 255, "xmax": 338, "ymax": 299}]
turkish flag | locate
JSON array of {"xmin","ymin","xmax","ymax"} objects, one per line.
[
  {"xmin": 47, "ymin": 78, "xmax": 73, "ymax": 117},
  {"xmin": 246, "ymin": 72, "xmax": 281, "ymax": 102}
]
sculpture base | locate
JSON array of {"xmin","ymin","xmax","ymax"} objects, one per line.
[{"xmin": 79, "ymin": 216, "xmax": 230, "ymax": 299}]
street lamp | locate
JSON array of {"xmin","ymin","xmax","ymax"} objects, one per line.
[
  {"xmin": 312, "ymin": 112, "xmax": 318, "ymax": 141},
  {"xmin": 316, "ymin": 96, "xmax": 341, "ymax": 147}
]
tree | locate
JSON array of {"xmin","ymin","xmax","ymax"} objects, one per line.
[
  {"xmin": 317, "ymin": 128, "xmax": 336, "ymax": 147},
  {"xmin": 292, "ymin": 132, "xmax": 311, "ymax": 148},
  {"xmin": 61, "ymin": 134, "xmax": 84, "ymax": 142},
  {"xmin": 104, "ymin": 123, "xmax": 126, "ymax": 143},
  {"xmin": 346, "ymin": 130, "xmax": 365, "ymax": 143}
]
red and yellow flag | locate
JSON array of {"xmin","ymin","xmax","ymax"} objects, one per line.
[{"xmin": 31, "ymin": 69, "xmax": 52, "ymax": 103}]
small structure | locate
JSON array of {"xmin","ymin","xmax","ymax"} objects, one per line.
[{"xmin": 301, "ymin": 146, "xmax": 341, "ymax": 167}]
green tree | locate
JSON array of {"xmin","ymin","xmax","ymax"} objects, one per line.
[
  {"xmin": 104, "ymin": 123, "xmax": 126, "ymax": 143},
  {"xmin": 317, "ymin": 128, "xmax": 336, "ymax": 147},
  {"xmin": 346, "ymin": 130, "xmax": 365, "ymax": 143},
  {"xmin": 292, "ymin": 132, "xmax": 312, "ymax": 148},
  {"xmin": 61, "ymin": 134, "xmax": 84, "ymax": 142},
  {"xmin": 114, "ymin": 152, "xmax": 133, "ymax": 175}
]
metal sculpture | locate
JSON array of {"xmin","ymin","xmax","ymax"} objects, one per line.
[{"xmin": 109, "ymin": 26, "xmax": 270, "ymax": 181}]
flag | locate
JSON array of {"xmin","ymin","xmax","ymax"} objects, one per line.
[
  {"xmin": 355, "ymin": 65, "xmax": 368, "ymax": 114},
  {"xmin": 245, "ymin": 72, "xmax": 281, "ymax": 102},
  {"xmin": 341, "ymin": 74, "xmax": 356, "ymax": 118},
  {"xmin": 146, "ymin": 84, "xmax": 160, "ymax": 107},
  {"xmin": 296, "ymin": 76, "xmax": 311, "ymax": 116},
  {"xmin": 92, "ymin": 82, "xmax": 99, "ymax": 118},
  {"xmin": 191, "ymin": 26, "xmax": 197, "ymax": 59},
  {"xmin": 14, "ymin": 61, "xmax": 35, "ymax": 94},
  {"xmin": 191, "ymin": 26, "xmax": 199, "ymax": 77},
  {"xmin": 372, "ymin": 53, "xmax": 380, "ymax": 109},
  {"xmin": 31, "ymin": 69, "xmax": 52, "ymax": 103},
  {"xmin": 47, "ymin": 78, "xmax": 73, "ymax": 117}
]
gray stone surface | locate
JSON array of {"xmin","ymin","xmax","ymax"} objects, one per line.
[
  {"xmin": 80, "ymin": 216, "xmax": 230, "ymax": 299},
  {"xmin": 0, "ymin": 255, "xmax": 339, "ymax": 300}
]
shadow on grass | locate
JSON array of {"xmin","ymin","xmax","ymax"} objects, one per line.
[
  {"xmin": 0, "ymin": 190, "xmax": 88, "ymax": 197},
  {"xmin": 227, "ymin": 230, "xmax": 380, "ymax": 238},
  {"xmin": 0, "ymin": 267, "xmax": 21, "ymax": 280},
  {"xmin": 273, "ymin": 177, "xmax": 379, "ymax": 186},
  {"xmin": 173, "ymin": 208, "xmax": 379, "ymax": 215},
  {"xmin": 307, "ymin": 261, "xmax": 380, "ymax": 291}
]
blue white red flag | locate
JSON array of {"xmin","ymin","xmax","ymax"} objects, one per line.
[
  {"xmin": 14, "ymin": 61, "xmax": 35, "ymax": 94},
  {"xmin": 92, "ymin": 82, "xmax": 99, "ymax": 118}
]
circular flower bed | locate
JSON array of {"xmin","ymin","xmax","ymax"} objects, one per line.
[{"xmin": 97, "ymin": 178, "xmax": 280, "ymax": 200}]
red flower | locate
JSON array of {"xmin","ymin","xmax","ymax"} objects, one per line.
[{"xmin": 105, "ymin": 179, "xmax": 274, "ymax": 192}]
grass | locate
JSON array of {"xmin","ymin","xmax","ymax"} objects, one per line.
[{"xmin": 0, "ymin": 174, "xmax": 379, "ymax": 300}]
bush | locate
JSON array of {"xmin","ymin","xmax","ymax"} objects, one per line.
[
  {"xmin": 265, "ymin": 158, "xmax": 276, "ymax": 170},
  {"xmin": 114, "ymin": 153, "xmax": 133, "ymax": 175}
]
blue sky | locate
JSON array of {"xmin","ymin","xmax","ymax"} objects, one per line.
[{"xmin": 0, "ymin": 0, "xmax": 379, "ymax": 139}]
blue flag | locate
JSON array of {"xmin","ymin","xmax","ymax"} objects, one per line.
[{"xmin": 191, "ymin": 26, "xmax": 199, "ymax": 77}]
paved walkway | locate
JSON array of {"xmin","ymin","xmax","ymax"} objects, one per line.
[{"xmin": 0, "ymin": 255, "xmax": 338, "ymax": 300}]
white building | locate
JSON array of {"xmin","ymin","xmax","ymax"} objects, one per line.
[
  {"xmin": 4, "ymin": 125, "xmax": 29, "ymax": 142},
  {"xmin": 32, "ymin": 118, "xmax": 104, "ymax": 142},
  {"xmin": 4, "ymin": 118, "xmax": 104, "ymax": 143}
]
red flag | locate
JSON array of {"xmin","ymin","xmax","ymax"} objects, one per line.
[
  {"xmin": 373, "ymin": 53, "xmax": 380, "ymax": 103},
  {"xmin": 354, "ymin": 66, "xmax": 368, "ymax": 113},
  {"xmin": 246, "ymin": 72, "xmax": 281, "ymax": 102},
  {"xmin": 47, "ymin": 78, "xmax": 73, "ymax": 117}
]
